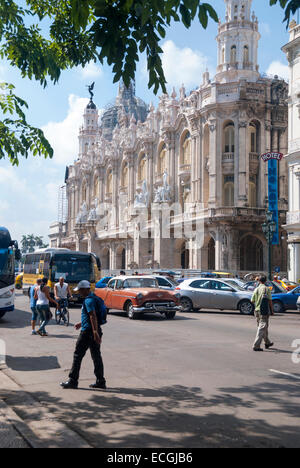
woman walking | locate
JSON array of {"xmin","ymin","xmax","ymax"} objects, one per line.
[{"xmin": 35, "ymin": 277, "xmax": 58, "ymax": 336}]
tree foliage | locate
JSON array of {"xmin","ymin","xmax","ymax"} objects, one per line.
[{"xmin": 0, "ymin": 0, "xmax": 299, "ymax": 165}]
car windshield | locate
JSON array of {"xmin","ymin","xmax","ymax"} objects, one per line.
[
  {"xmin": 225, "ymin": 280, "xmax": 245, "ymax": 291},
  {"xmin": 51, "ymin": 254, "xmax": 94, "ymax": 283},
  {"xmin": 123, "ymin": 278, "xmax": 157, "ymax": 289}
]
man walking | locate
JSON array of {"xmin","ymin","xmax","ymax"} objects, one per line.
[
  {"xmin": 29, "ymin": 278, "xmax": 42, "ymax": 335},
  {"xmin": 251, "ymin": 275, "xmax": 274, "ymax": 352},
  {"xmin": 60, "ymin": 280, "xmax": 107, "ymax": 389}
]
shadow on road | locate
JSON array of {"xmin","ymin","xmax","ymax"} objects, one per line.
[
  {"xmin": 6, "ymin": 355, "xmax": 61, "ymax": 372},
  {"xmin": 1, "ymin": 376, "xmax": 300, "ymax": 448}
]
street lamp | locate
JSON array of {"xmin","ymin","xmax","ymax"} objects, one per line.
[{"xmin": 262, "ymin": 211, "xmax": 277, "ymax": 281}]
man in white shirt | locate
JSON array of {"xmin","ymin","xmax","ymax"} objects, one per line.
[{"xmin": 54, "ymin": 277, "xmax": 72, "ymax": 307}]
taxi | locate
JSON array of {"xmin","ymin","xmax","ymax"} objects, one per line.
[
  {"xmin": 277, "ymin": 279, "xmax": 298, "ymax": 291},
  {"xmin": 95, "ymin": 276, "xmax": 181, "ymax": 320},
  {"xmin": 15, "ymin": 273, "xmax": 23, "ymax": 290}
]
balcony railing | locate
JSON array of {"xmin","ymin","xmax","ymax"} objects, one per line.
[{"xmin": 222, "ymin": 152, "xmax": 234, "ymax": 162}]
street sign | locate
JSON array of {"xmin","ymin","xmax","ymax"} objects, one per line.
[
  {"xmin": 261, "ymin": 152, "xmax": 284, "ymax": 162},
  {"xmin": 275, "ymin": 267, "xmax": 281, "ymax": 273}
]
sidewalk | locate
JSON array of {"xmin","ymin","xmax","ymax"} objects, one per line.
[
  {"xmin": 0, "ymin": 399, "xmax": 30, "ymax": 448},
  {"xmin": 0, "ymin": 368, "xmax": 92, "ymax": 449}
]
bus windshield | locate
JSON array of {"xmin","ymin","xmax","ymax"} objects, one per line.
[
  {"xmin": 50, "ymin": 254, "xmax": 95, "ymax": 283},
  {"xmin": 0, "ymin": 249, "xmax": 14, "ymax": 287}
]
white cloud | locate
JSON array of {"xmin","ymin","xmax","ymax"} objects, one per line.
[
  {"xmin": 266, "ymin": 61, "xmax": 289, "ymax": 81},
  {"xmin": 79, "ymin": 62, "xmax": 103, "ymax": 79},
  {"xmin": 42, "ymin": 94, "xmax": 89, "ymax": 166},
  {"xmin": 0, "ymin": 165, "xmax": 58, "ymax": 244},
  {"xmin": 161, "ymin": 40, "xmax": 211, "ymax": 89}
]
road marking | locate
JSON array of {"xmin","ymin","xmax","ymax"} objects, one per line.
[{"xmin": 269, "ymin": 369, "xmax": 300, "ymax": 381}]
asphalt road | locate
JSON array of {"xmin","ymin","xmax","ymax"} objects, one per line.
[{"xmin": 1, "ymin": 292, "xmax": 300, "ymax": 448}]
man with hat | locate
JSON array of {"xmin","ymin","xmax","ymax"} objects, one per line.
[{"xmin": 60, "ymin": 280, "xmax": 106, "ymax": 389}]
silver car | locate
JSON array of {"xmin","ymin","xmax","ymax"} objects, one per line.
[{"xmin": 178, "ymin": 278, "xmax": 254, "ymax": 315}]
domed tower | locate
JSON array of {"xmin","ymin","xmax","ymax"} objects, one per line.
[
  {"xmin": 216, "ymin": 0, "xmax": 261, "ymax": 83},
  {"xmin": 78, "ymin": 95, "xmax": 99, "ymax": 157},
  {"xmin": 101, "ymin": 80, "xmax": 148, "ymax": 141}
]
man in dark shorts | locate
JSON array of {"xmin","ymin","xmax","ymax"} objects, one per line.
[{"xmin": 60, "ymin": 280, "xmax": 106, "ymax": 389}]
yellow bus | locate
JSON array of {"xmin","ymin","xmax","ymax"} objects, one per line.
[{"xmin": 23, "ymin": 248, "xmax": 101, "ymax": 304}]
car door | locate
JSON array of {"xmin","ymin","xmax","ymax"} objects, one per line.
[
  {"xmin": 288, "ymin": 287, "xmax": 300, "ymax": 310},
  {"xmin": 210, "ymin": 281, "xmax": 236, "ymax": 310},
  {"xmin": 103, "ymin": 278, "xmax": 117, "ymax": 309},
  {"xmin": 187, "ymin": 280, "xmax": 212, "ymax": 309}
]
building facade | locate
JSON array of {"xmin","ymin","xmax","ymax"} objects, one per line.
[
  {"xmin": 283, "ymin": 20, "xmax": 300, "ymax": 282},
  {"xmin": 50, "ymin": 0, "xmax": 289, "ymax": 275}
]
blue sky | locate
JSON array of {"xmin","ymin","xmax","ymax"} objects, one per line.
[{"xmin": 0, "ymin": 0, "xmax": 295, "ymax": 245}]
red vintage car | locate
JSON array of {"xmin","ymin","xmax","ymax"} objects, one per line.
[{"xmin": 95, "ymin": 276, "xmax": 181, "ymax": 320}]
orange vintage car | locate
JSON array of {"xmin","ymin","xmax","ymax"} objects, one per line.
[{"xmin": 95, "ymin": 276, "xmax": 181, "ymax": 320}]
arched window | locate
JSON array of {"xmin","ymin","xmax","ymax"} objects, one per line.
[
  {"xmin": 158, "ymin": 144, "xmax": 167, "ymax": 175},
  {"xmin": 230, "ymin": 45, "xmax": 237, "ymax": 63},
  {"xmin": 224, "ymin": 123, "xmax": 235, "ymax": 153},
  {"xmin": 240, "ymin": 236, "xmax": 264, "ymax": 271},
  {"xmin": 121, "ymin": 163, "xmax": 129, "ymax": 188},
  {"xmin": 222, "ymin": 47, "xmax": 225, "ymax": 64},
  {"xmin": 82, "ymin": 182, "xmax": 87, "ymax": 202},
  {"xmin": 224, "ymin": 181, "xmax": 235, "ymax": 206},
  {"xmin": 249, "ymin": 181, "xmax": 257, "ymax": 207},
  {"xmin": 94, "ymin": 177, "xmax": 99, "ymax": 198},
  {"xmin": 106, "ymin": 169, "xmax": 113, "ymax": 194},
  {"xmin": 249, "ymin": 123, "xmax": 258, "ymax": 153},
  {"xmin": 181, "ymin": 132, "xmax": 191, "ymax": 166},
  {"xmin": 138, "ymin": 155, "xmax": 147, "ymax": 182},
  {"xmin": 243, "ymin": 45, "xmax": 249, "ymax": 63}
]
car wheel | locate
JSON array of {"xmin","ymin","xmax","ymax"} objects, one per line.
[
  {"xmin": 272, "ymin": 301, "xmax": 284, "ymax": 314},
  {"xmin": 165, "ymin": 311, "xmax": 176, "ymax": 320},
  {"xmin": 239, "ymin": 300, "xmax": 254, "ymax": 315},
  {"xmin": 127, "ymin": 302, "xmax": 138, "ymax": 320},
  {"xmin": 180, "ymin": 297, "xmax": 193, "ymax": 312},
  {"xmin": 0, "ymin": 311, "xmax": 6, "ymax": 319}
]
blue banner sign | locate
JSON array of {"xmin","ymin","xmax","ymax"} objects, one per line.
[{"xmin": 267, "ymin": 159, "xmax": 279, "ymax": 245}]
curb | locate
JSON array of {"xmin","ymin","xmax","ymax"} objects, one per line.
[{"xmin": 0, "ymin": 369, "xmax": 92, "ymax": 449}]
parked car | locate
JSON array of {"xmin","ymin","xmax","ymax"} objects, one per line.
[
  {"xmin": 271, "ymin": 286, "xmax": 300, "ymax": 313},
  {"xmin": 277, "ymin": 279, "xmax": 298, "ymax": 292},
  {"xmin": 177, "ymin": 278, "xmax": 254, "ymax": 315},
  {"xmin": 244, "ymin": 280, "xmax": 286, "ymax": 294},
  {"xmin": 150, "ymin": 275, "xmax": 178, "ymax": 290},
  {"xmin": 220, "ymin": 278, "xmax": 246, "ymax": 289},
  {"xmin": 95, "ymin": 276, "xmax": 181, "ymax": 320},
  {"xmin": 96, "ymin": 276, "xmax": 113, "ymax": 288}
]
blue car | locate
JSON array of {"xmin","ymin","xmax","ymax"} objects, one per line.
[
  {"xmin": 96, "ymin": 276, "xmax": 112, "ymax": 288},
  {"xmin": 272, "ymin": 286, "xmax": 300, "ymax": 313}
]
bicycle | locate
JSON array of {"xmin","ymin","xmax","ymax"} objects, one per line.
[{"xmin": 55, "ymin": 299, "xmax": 70, "ymax": 326}]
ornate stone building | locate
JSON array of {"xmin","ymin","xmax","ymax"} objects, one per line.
[
  {"xmin": 282, "ymin": 20, "xmax": 300, "ymax": 282},
  {"xmin": 49, "ymin": 0, "xmax": 289, "ymax": 274}
]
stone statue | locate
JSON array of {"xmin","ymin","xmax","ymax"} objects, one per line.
[
  {"xmin": 87, "ymin": 82, "xmax": 95, "ymax": 100},
  {"xmin": 134, "ymin": 180, "xmax": 149, "ymax": 208},
  {"xmin": 154, "ymin": 170, "xmax": 171, "ymax": 203},
  {"xmin": 76, "ymin": 201, "xmax": 88, "ymax": 224}
]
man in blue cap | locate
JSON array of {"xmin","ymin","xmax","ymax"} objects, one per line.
[{"xmin": 60, "ymin": 280, "xmax": 106, "ymax": 389}]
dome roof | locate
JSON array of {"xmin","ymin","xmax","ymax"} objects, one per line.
[{"xmin": 86, "ymin": 99, "xmax": 97, "ymax": 110}]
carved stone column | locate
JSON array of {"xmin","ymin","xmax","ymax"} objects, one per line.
[
  {"xmin": 208, "ymin": 119, "xmax": 217, "ymax": 207},
  {"xmin": 237, "ymin": 121, "xmax": 247, "ymax": 205}
]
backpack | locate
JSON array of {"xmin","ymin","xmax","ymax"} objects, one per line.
[
  {"xmin": 260, "ymin": 287, "xmax": 270, "ymax": 316},
  {"xmin": 86, "ymin": 294, "xmax": 107, "ymax": 326}
]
